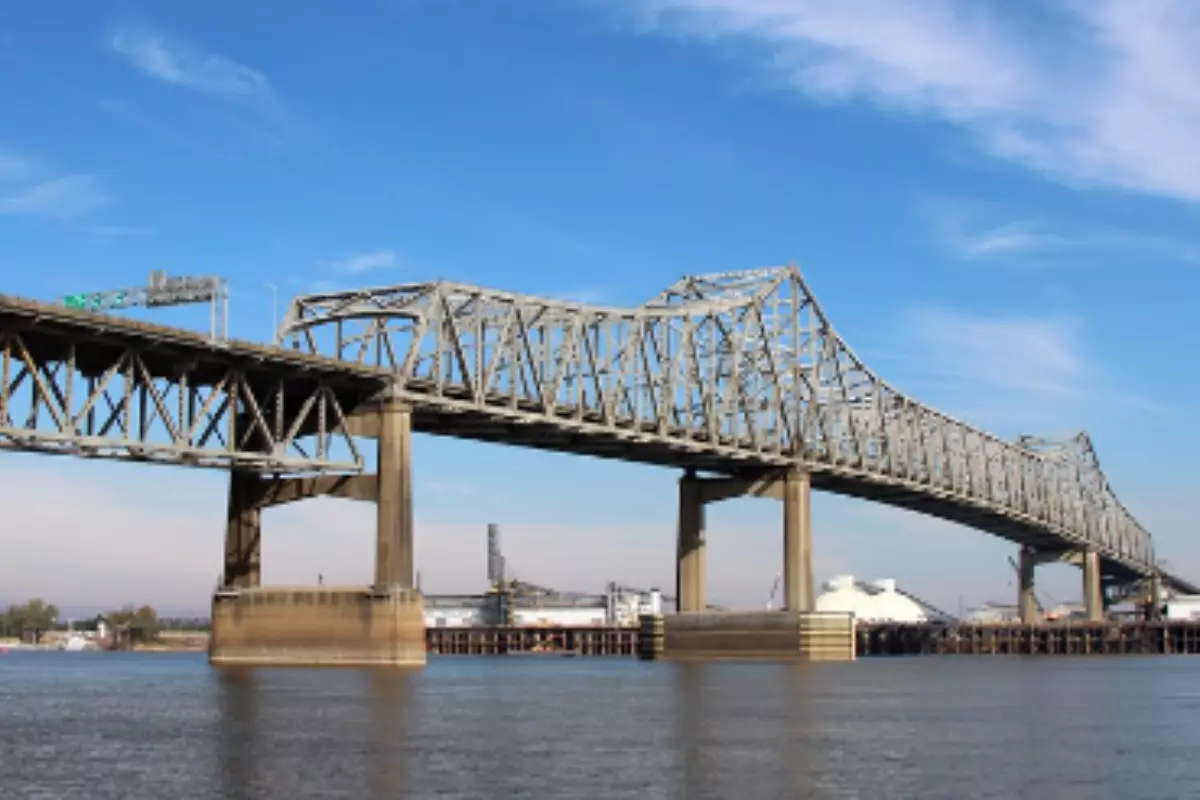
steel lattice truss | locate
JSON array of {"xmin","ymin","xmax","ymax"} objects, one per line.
[
  {"xmin": 283, "ymin": 266, "xmax": 1158, "ymax": 578},
  {"xmin": 0, "ymin": 296, "xmax": 375, "ymax": 472}
]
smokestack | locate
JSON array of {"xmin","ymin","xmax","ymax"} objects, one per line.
[{"xmin": 487, "ymin": 523, "xmax": 504, "ymax": 588}]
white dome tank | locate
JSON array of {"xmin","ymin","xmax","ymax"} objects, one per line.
[
  {"xmin": 814, "ymin": 574, "xmax": 876, "ymax": 619},
  {"xmin": 866, "ymin": 578, "xmax": 928, "ymax": 623}
]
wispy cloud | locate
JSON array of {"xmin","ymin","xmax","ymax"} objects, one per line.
[
  {"xmin": 919, "ymin": 195, "xmax": 1200, "ymax": 264},
  {"xmin": 108, "ymin": 28, "xmax": 271, "ymax": 100},
  {"xmin": 866, "ymin": 302, "xmax": 1170, "ymax": 433},
  {"xmin": 327, "ymin": 250, "xmax": 400, "ymax": 275},
  {"xmin": 904, "ymin": 307, "xmax": 1087, "ymax": 402},
  {"xmin": 955, "ymin": 220, "xmax": 1072, "ymax": 259},
  {"xmin": 0, "ymin": 174, "xmax": 107, "ymax": 219},
  {"xmin": 615, "ymin": 0, "xmax": 1200, "ymax": 204}
]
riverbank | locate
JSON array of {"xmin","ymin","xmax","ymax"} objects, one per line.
[{"xmin": 0, "ymin": 630, "xmax": 210, "ymax": 653}]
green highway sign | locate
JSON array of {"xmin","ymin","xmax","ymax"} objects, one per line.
[{"xmin": 62, "ymin": 291, "xmax": 128, "ymax": 311}]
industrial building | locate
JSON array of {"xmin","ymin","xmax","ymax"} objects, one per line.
[{"xmin": 421, "ymin": 524, "xmax": 665, "ymax": 629}]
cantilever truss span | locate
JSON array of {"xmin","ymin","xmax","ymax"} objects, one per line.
[
  {"xmin": 0, "ymin": 295, "xmax": 382, "ymax": 472},
  {"xmin": 282, "ymin": 265, "xmax": 1162, "ymax": 583}
]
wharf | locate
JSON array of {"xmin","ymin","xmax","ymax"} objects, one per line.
[
  {"xmin": 857, "ymin": 620, "xmax": 1200, "ymax": 656},
  {"xmin": 426, "ymin": 620, "xmax": 1200, "ymax": 658},
  {"xmin": 426, "ymin": 626, "xmax": 639, "ymax": 657}
]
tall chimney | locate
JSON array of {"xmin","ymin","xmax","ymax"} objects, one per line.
[{"xmin": 487, "ymin": 523, "xmax": 504, "ymax": 588}]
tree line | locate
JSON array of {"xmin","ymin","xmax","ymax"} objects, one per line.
[{"xmin": 0, "ymin": 599, "xmax": 209, "ymax": 642}]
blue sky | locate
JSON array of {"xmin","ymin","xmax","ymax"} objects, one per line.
[{"xmin": 2, "ymin": 0, "xmax": 1199, "ymax": 616}]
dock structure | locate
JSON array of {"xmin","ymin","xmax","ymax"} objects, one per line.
[
  {"xmin": 856, "ymin": 620, "xmax": 1200, "ymax": 656},
  {"xmin": 424, "ymin": 620, "xmax": 1200, "ymax": 659},
  {"xmin": 426, "ymin": 626, "xmax": 639, "ymax": 657}
]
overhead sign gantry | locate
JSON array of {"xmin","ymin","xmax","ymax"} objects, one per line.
[{"xmin": 62, "ymin": 270, "xmax": 230, "ymax": 341}]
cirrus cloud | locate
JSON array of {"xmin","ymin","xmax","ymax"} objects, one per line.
[
  {"xmin": 614, "ymin": 0, "xmax": 1200, "ymax": 204},
  {"xmin": 108, "ymin": 28, "xmax": 271, "ymax": 100}
]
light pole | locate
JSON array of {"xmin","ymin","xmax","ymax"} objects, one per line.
[{"xmin": 264, "ymin": 282, "xmax": 278, "ymax": 343}]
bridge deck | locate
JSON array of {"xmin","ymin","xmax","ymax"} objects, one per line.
[
  {"xmin": 0, "ymin": 294, "xmax": 388, "ymax": 385},
  {"xmin": 0, "ymin": 295, "xmax": 385, "ymax": 472}
]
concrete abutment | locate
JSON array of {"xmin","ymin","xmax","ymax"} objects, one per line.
[{"xmin": 209, "ymin": 397, "xmax": 426, "ymax": 668}]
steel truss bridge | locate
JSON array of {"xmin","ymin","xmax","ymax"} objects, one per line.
[{"xmin": 0, "ymin": 265, "xmax": 1193, "ymax": 594}]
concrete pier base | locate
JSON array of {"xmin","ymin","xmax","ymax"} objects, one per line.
[
  {"xmin": 209, "ymin": 586, "xmax": 426, "ymax": 667},
  {"xmin": 641, "ymin": 611, "xmax": 855, "ymax": 662}
]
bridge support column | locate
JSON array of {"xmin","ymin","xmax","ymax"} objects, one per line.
[
  {"xmin": 656, "ymin": 469, "xmax": 850, "ymax": 663},
  {"xmin": 224, "ymin": 470, "xmax": 262, "ymax": 589},
  {"xmin": 1082, "ymin": 550, "xmax": 1103, "ymax": 622},
  {"xmin": 1018, "ymin": 546, "xmax": 1039, "ymax": 624},
  {"xmin": 375, "ymin": 398, "xmax": 414, "ymax": 590},
  {"xmin": 782, "ymin": 469, "xmax": 813, "ymax": 612},
  {"xmin": 209, "ymin": 396, "xmax": 425, "ymax": 669},
  {"xmin": 676, "ymin": 471, "xmax": 706, "ymax": 613}
]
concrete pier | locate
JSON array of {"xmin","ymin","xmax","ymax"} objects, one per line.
[
  {"xmin": 639, "ymin": 611, "xmax": 855, "ymax": 662},
  {"xmin": 224, "ymin": 470, "xmax": 262, "ymax": 589},
  {"xmin": 375, "ymin": 399, "xmax": 414, "ymax": 589},
  {"xmin": 1017, "ymin": 545, "xmax": 1109, "ymax": 623},
  {"xmin": 673, "ymin": 468, "xmax": 816, "ymax": 617},
  {"xmin": 666, "ymin": 469, "xmax": 823, "ymax": 661},
  {"xmin": 782, "ymin": 470, "xmax": 813, "ymax": 612},
  {"xmin": 209, "ymin": 587, "xmax": 425, "ymax": 666},
  {"xmin": 1018, "ymin": 545, "xmax": 1039, "ymax": 623},
  {"xmin": 209, "ymin": 396, "xmax": 426, "ymax": 668},
  {"xmin": 1082, "ymin": 550, "xmax": 1103, "ymax": 622},
  {"xmin": 675, "ymin": 472, "xmax": 706, "ymax": 613}
]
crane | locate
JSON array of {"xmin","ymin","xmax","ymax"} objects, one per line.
[{"xmin": 766, "ymin": 576, "xmax": 781, "ymax": 610}]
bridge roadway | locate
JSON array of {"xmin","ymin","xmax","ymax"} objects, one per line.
[{"xmin": 0, "ymin": 265, "xmax": 1195, "ymax": 619}]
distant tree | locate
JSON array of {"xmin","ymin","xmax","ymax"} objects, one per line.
[
  {"xmin": 105, "ymin": 604, "xmax": 161, "ymax": 644},
  {"xmin": 0, "ymin": 599, "xmax": 60, "ymax": 641}
]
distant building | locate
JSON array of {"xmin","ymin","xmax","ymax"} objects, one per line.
[
  {"xmin": 1165, "ymin": 595, "xmax": 1200, "ymax": 621},
  {"xmin": 422, "ymin": 587, "xmax": 663, "ymax": 628}
]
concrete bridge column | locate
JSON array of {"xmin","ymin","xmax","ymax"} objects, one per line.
[
  {"xmin": 375, "ymin": 398, "xmax": 414, "ymax": 590},
  {"xmin": 224, "ymin": 470, "xmax": 262, "ymax": 589},
  {"xmin": 1018, "ymin": 546, "xmax": 1039, "ymax": 624},
  {"xmin": 676, "ymin": 471, "xmax": 706, "ymax": 613},
  {"xmin": 782, "ymin": 469, "xmax": 814, "ymax": 612},
  {"xmin": 1082, "ymin": 550, "xmax": 1103, "ymax": 622}
]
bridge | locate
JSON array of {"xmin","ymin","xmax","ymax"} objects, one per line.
[{"xmin": 0, "ymin": 264, "xmax": 1191, "ymax": 663}]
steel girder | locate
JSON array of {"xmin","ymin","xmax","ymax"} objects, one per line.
[
  {"xmin": 281, "ymin": 266, "xmax": 1158, "ymax": 577},
  {"xmin": 0, "ymin": 295, "xmax": 379, "ymax": 473}
]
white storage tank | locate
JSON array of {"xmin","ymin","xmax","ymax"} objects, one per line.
[
  {"xmin": 814, "ymin": 575, "xmax": 876, "ymax": 619},
  {"xmin": 867, "ymin": 579, "xmax": 929, "ymax": 623},
  {"xmin": 813, "ymin": 575, "xmax": 930, "ymax": 623}
]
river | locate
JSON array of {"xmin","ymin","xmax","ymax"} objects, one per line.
[{"xmin": 1, "ymin": 652, "xmax": 1197, "ymax": 799}]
